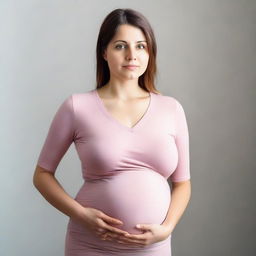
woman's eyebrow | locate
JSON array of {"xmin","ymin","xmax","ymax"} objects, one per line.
[{"xmin": 113, "ymin": 40, "xmax": 147, "ymax": 43}]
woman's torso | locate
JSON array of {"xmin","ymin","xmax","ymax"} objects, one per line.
[{"xmin": 70, "ymin": 89, "xmax": 178, "ymax": 234}]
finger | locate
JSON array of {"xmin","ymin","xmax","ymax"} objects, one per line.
[
  {"xmin": 99, "ymin": 220, "xmax": 128, "ymax": 235},
  {"xmin": 118, "ymin": 234, "xmax": 146, "ymax": 242},
  {"xmin": 101, "ymin": 231, "xmax": 125, "ymax": 241},
  {"xmin": 105, "ymin": 225, "xmax": 129, "ymax": 236},
  {"xmin": 122, "ymin": 233, "xmax": 147, "ymax": 241},
  {"xmin": 101, "ymin": 232, "xmax": 117, "ymax": 240},
  {"xmin": 100, "ymin": 232, "xmax": 110, "ymax": 239},
  {"xmin": 101, "ymin": 232, "xmax": 143, "ymax": 247},
  {"xmin": 102, "ymin": 232, "xmax": 131, "ymax": 242},
  {"xmin": 101, "ymin": 235, "xmax": 112, "ymax": 241},
  {"xmin": 96, "ymin": 227, "xmax": 106, "ymax": 235},
  {"xmin": 101, "ymin": 214, "xmax": 123, "ymax": 225},
  {"xmin": 106, "ymin": 233, "xmax": 118, "ymax": 239}
]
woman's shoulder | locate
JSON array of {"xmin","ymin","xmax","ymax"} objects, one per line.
[
  {"xmin": 69, "ymin": 89, "xmax": 96, "ymax": 105},
  {"xmin": 66, "ymin": 90, "xmax": 99, "ymax": 114},
  {"xmin": 153, "ymin": 91, "xmax": 181, "ymax": 109},
  {"xmin": 71, "ymin": 89, "xmax": 94, "ymax": 99}
]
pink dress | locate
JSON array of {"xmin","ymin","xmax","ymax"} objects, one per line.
[{"xmin": 36, "ymin": 89, "xmax": 190, "ymax": 256}]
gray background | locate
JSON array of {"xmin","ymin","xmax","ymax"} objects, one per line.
[{"xmin": 1, "ymin": 0, "xmax": 255, "ymax": 255}]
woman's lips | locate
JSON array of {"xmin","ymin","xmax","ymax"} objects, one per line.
[{"xmin": 123, "ymin": 65, "xmax": 139, "ymax": 70}]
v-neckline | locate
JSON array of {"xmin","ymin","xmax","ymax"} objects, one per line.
[{"xmin": 93, "ymin": 89, "xmax": 153, "ymax": 132}]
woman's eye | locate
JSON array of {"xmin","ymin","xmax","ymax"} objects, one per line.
[
  {"xmin": 115, "ymin": 44, "xmax": 125, "ymax": 49},
  {"xmin": 137, "ymin": 44, "xmax": 145, "ymax": 49},
  {"xmin": 115, "ymin": 44, "xmax": 146, "ymax": 50}
]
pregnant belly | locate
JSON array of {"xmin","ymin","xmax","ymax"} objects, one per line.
[{"xmin": 74, "ymin": 170, "xmax": 171, "ymax": 235}]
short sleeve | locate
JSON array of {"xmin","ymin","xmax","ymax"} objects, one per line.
[
  {"xmin": 169, "ymin": 99, "xmax": 191, "ymax": 182},
  {"xmin": 36, "ymin": 95, "xmax": 75, "ymax": 174}
]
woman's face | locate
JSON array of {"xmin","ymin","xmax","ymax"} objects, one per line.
[{"xmin": 103, "ymin": 24, "xmax": 149, "ymax": 82}]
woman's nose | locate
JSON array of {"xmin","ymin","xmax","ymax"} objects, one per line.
[{"xmin": 126, "ymin": 47, "xmax": 137, "ymax": 60}]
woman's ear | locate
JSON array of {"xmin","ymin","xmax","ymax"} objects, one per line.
[{"xmin": 103, "ymin": 49, "xmax": 107, "ymax": 61}]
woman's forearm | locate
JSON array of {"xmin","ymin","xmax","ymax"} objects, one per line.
[
  {"xmin": 33, "ymin": 167, "xmax": 84, "ymax": 221},
  {"xmin": 162, "ymin": 180, "xmax": 191, "ymax": 234}
]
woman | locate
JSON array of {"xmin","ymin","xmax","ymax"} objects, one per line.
[{"xmin": 33, "ymin": 8, "xmax": 191, "ymax": 256}]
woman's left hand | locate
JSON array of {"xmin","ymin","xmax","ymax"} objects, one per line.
[{"xmin": 115, "ymin": 223, "xmax": 172, "ymax": 247}]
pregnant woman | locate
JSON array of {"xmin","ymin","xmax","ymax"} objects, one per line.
[{"xmin": 33, "ymin": 8, "xmax": 191, "ymax": 256}]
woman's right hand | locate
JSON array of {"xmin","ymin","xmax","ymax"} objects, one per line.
[{"xmin": 75, "ymin": 207, "xmax": 129, "ymax": 240}]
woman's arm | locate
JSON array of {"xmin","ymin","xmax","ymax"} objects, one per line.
[
  {"xmin": 161, "ymin": 180, "xmax": 191, "ymax": 234},
  {"xmin": 161, "ymin": 98, "xmax": 192, "ymax": 234},
  {"xmin": 33, "ymin": 165, "xmax": 84, "ymax": 221}
]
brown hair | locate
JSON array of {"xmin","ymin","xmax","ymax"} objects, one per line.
[{"xmin": 95, "ymin": 8, "xmax": 161, "ymax": 94}]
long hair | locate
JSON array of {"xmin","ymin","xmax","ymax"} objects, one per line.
[{"xmin": 95, "ymin": 8, "xmax": 161, "ymax": 94}]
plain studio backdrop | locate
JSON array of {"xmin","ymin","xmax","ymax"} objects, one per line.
[{"xmin": 1, "ymin": 0, "xmax": 255, "ymax": 255}]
